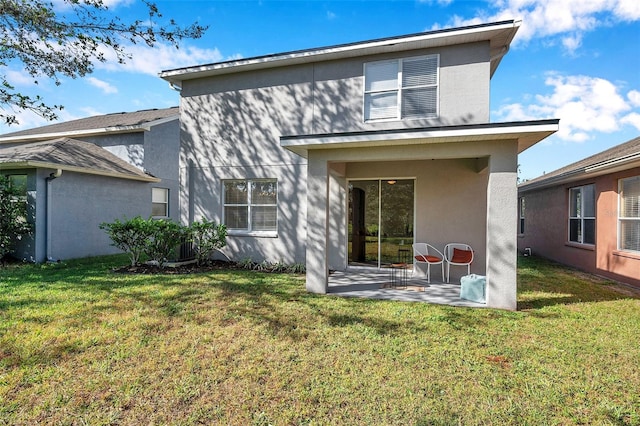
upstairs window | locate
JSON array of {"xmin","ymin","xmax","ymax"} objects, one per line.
[
  {"xmin": 224, "ymin": 179, "xmax": 278, "ymax": 235},
  {"xmin": 569, "ymin": 185, "xmax": 595, "ymax": 245},
  {"xmin": 619, "ymin": 176, "xmax": 640, "ymax": 252},
  {"xmin": 364, "ymin": 55, "xmax": 439, "ymax": 122}
]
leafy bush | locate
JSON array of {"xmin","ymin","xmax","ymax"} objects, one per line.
[
  {"xmin": 145, "ymin": 219, "xmax": 188, "ymax": 268},
  {"xmin": 188, "ymin": 219, "xmax": 227, "ymax": 266},
  {"xmin": 0, "ymin": 176, "xmax": 31, "ymax": 262},
  {"xmin": 99, "ymin": 216, "xmax": 153, "ymax": 266},
  {"xmin": 100, "ymin": 216, "xmax": 228, "ymax": 268}
]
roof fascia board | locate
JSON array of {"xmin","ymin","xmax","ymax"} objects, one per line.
[
  {"xmin": 160, "ymin": 20, "xmax": 518, "ymax": 82},
  {"xmin": 0, "ymin": 115, "xmax": 179, "ymax": 144},
  {"xmin": 0, "ymin": 160, "xmax": 160, "ymax": 182},
  {"xmin": 281, "ymin": 120, "xmax": 558, "ymax": 158}
]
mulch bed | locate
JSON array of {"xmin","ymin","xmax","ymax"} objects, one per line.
[{"xmin": 112, "ymin": 260, "xmax": 241, "ymax": 275}]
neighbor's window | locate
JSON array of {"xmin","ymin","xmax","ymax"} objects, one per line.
[
  {"xmin": 518, "ymin": 197, "xmax": 525, "ymax": 234},
  {"xmin": 569, "ymin": 184, "xmax": 595, "ymax": 245},
  {"xmin": 7, "ymin": 174, "xmax": 28, "ymax": 221},
  {"xmin": 223, "ymin": 179, "xmax": 277, "ymax": 234},
  {"xmin": 151, "ymin": 187, "xmax": 169, "ymax": 218},
  {"xmin": 619, "ymin": 176, "xmax": 640, "ymax": 252},
  {"xmin": 364, "ymin": 55, "xmax": 439, "ymax": 121}
]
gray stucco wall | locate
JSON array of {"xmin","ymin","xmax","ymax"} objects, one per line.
[
  {"xmin": 179, "ymin": 40, "xmax": 492, "ymax": 264},
  {"xmin": 47, "ymin": 171, "xmax": 151, "ymax": 261}
]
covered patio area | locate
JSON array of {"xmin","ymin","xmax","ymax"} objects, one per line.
[
  {"xmin": 328, "ymin": 266, "xmax": 486, "ymax": 307},
  {"xmin": 281, "ymin": 120, "xmax": 559, "ymax": 310}
]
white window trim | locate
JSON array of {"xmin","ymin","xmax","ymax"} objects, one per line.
[
  {"xmin": 568, "ymin": 185, "xmax": 595, "ymax": 245},
  {"xmin": 618, "ymin": 176, "xmax": 640, "ymax": 253},
  {"xmin": 363, "ymin": 54, "xmax": 439, "ymax": 123},
  {"xmin": 223, "ymin": 179, "xmax": 278, "ymax": 237},
  {"xmin": 151, "ymin": 187, "xmax": 169, "ymax": 218}
]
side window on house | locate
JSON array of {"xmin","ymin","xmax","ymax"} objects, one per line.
[
  {"xmin": 619, "ymin": 176, "xmax": 640, "ymax": 252},
  {"xmin": 568, "ymin": 184, "xmax": 595, "ymax": 245},
  {"xmin": 518, "ymin": 197, "xmax": 525, "ymax": 234},
  {"xmin": 364, "ymin": 55, "xmax": 438, "ymax": 122},
  {"xmin": 7, "ymin": 174, "xmax": 28, "ymax": 221},
  {"xmin": 151, "ymin": 188, "xmax": 169, "ymax": 218},
  {"xmin": 223, "ymin": 179, "xmax": 278, "ymax": 234}
]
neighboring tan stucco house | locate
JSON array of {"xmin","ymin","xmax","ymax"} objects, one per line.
[
  {"xmin": 0, "ymin": 108, "xmax": 180, "ymax": 262},
  {"xmin": 160, "ymin": 19, "xmax": 558, "ymax": 310},
  {"xmin": 518, "ymin": 136, "xmax": 640, "ymax": 288}
]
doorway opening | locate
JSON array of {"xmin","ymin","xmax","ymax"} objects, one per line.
[{"xmin": 348, "ymin": 179, "xmax": 414, "ymax": 268}]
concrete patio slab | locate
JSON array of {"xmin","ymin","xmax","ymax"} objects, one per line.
[{"xmin": 328, "ymin": 266, "xmax": 487, "ymax": 308}]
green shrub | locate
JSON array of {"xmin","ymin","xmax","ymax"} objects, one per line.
[
  {"xmin": 99, "ymin": 216, "xmax": 153, "ymax": 266},
  {"xmin": 188, "ymin": 219, "xmax": 227, "ymax": 266},
  {"xmin": 145, "ymin": 219, "xmax": 188, "ymax": 268}
]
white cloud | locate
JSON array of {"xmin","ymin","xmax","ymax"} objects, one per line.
[
  {"xmin": 628, "ymin": 90, "xmax": 640, "ymax": 107},
  {"xmin": 0, "ymin": 106, "xmax": 79, "ymax": 132},
  {"xmin": 95, "ymin": 42, "xmax": 225, "ymax": 76},
  {"xmin": 621, "ymin": 112, "xmax": 640, "ymax": 131},
  {"xmin": 493, "ymin": 73, "xmax": 640, "ymax": 141},
  {"xmin": 439, "ymin": 0, "xmax": 640, "ymax": 53},
  {"xmin": 4, "ymin": 69, "xmax": 37, "ymax": 87},
  {"xmin": 86, "ymin": 77, "xmax": 118, "ymax": 94},
  {"xmin": 327, "ymin": 11, "xmax": 337, "ymax": 20}
]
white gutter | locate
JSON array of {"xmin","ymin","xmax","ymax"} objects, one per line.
[
  {"xmin": 585, "ymin": 152, "xmax": 640, "ymax": 173},
  {"xmin": 0, "ymin": 161, "xmax": 160, "ymax": 182}
]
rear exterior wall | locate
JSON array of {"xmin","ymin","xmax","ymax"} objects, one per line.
[{"xmin": 179, "ymin": 41, "xmax": 492, "ymax": 264}]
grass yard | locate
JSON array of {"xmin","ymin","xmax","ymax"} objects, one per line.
[{"xmin": 1, "ymin": 255, "xmax": 639, "ymax": 425}]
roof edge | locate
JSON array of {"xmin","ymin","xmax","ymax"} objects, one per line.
[
  {"xmin": 160, "ymin": 20, "xmax": 519, "ymax": 82},
  {"xmin": 0, "ymin": 160, "xmax": 160, "ymax": 182},
  {"xmin": 0, "ymin": 114, "xmax": 179, "ymax": 144}
]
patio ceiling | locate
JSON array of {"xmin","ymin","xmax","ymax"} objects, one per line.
[{"xmin": 280, "ymin": 119, "xmax": 560, "ymax": 159}]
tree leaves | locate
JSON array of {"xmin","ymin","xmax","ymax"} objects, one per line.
[{"xmin": 0, "ymin": 0, "xmax": 207, "ymax": 125}]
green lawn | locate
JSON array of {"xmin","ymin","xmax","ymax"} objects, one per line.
[{"xmin": 1, "ymin": 255, "xmax": 639, "ymax": 425}]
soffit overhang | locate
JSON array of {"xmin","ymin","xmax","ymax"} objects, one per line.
[
  {"xmin": 280, "ymin": 120, "xmax": 560, "ymax": 159},
  {"xmin": 160, "ymin": 20, "xmax": 520, "ymax": 85}
]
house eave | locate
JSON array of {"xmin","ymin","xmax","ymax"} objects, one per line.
[
  {"xmin": 519, "ymin": 154, "xmax": 640, "ymax": 193},
  {"xmin": 0, "ymin": 160, "xmax": 160, "ymax": 182},
  {"xmin": 160, "ymin": 20, "xmax": 520, "ymax": 84},
  {"xmin": 280, "ymin": 120, "xmax": 559, "ymax": 159},
  {"xmin": 0, "ymin": 115, "xmax": 179, "ymax": 144}
]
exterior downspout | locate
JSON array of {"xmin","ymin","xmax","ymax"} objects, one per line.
[{"xmin": 46, "ymin": 169, "xmax": 62, "ymax": 262}]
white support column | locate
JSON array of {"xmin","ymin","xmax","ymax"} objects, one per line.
[
  {"xmin": 485, "ymin": 146, "xmax": 518, "ymax": 310},
  {"xmin": 306, "ymin": 152, "xmax": 329, "ymax": 294}
]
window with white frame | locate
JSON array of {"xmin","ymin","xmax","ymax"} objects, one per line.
[
  {"xmin": 223, "ymin": 179, "xmax": 277, "ymax": 234},
  {"xmin": 518, "ymin": 197, "xmax": 525, "ymax": 234},
  {"xmin": 364, "ymin": 55, "xmax": 439, "ymax": 122},
  {"xmin": 569, "ymin": 184, "xmax": 595, "ymax": 245},
  {"xmin": 619, "ymin": 176, "xmax": 640, "ymax": 252},
  {"xmin": 151, "ymin": 187, "xmax": 169, "ymax": 218}
]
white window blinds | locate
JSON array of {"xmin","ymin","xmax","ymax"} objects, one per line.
[
  {"xmin": 620, "ymin": 176, "xmax": 640, "ymax": 252},
  {"xmin": 364, "ymin": 55, "xmax": 438, "ymax": 121}
]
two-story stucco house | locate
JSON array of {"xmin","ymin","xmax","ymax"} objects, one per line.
[
  {"xmin": 0, "ymin": 107, "xmax": 180, "ymax": 262},
  {"xmin": 160, "ymin": 20, "xmax": 559, "ymax": 310}
]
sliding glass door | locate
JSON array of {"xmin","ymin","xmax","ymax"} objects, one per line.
[{"xmin": 348, "ymin": 179, "xmax": 414, "ymax": 267}]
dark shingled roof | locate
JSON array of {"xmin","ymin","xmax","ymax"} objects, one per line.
[
  {"xmin": 0, "ymin": 138, "xmax": 159, "ymax": 182},
  {"xmin": 519, "ymin": 136, "xmax": 640, "ymax": 191},
  {"xmin": 0, "ymin": 107, "xmax": 178, "ymax": 139}
]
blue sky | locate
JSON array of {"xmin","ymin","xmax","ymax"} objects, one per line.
[{"xmin": 2, "ymin": 0, "xmax": 639, "ymax": 180}]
